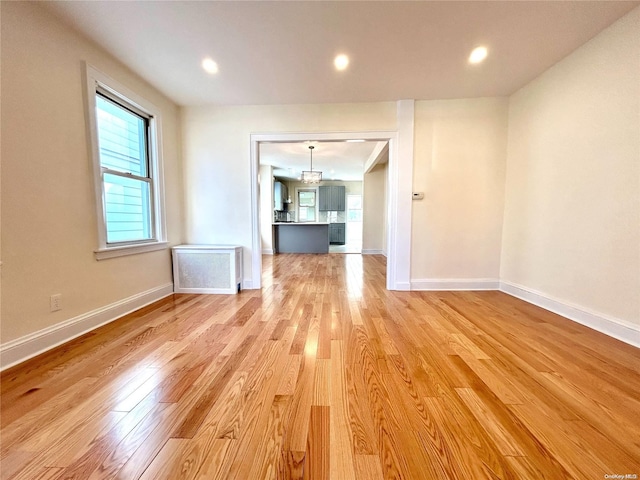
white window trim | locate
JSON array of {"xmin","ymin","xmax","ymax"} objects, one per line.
[{"xmin": 83, "ymin": 63, "xmax": 167, "ymax": 260}]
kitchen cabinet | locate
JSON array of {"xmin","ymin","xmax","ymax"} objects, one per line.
[
  {"xmin": 318, "ymin": 185, "xmax": 345, "ymax": 211},
  {"xmin": 329, "ymin": 223, "xmax": 346, "ymax": 245},
  {"xmin": 274, "ymin": 181, "xmax": 288, "ymax": 211},
  {"xmin": 318, "ymin": 187, "xmax": 329, "ymax": 211},
  {"xmin": 273, "ymin": 223, "xmax": 329, "ymax": 253}
]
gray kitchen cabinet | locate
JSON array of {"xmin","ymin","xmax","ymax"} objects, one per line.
[
  {"xmin": 318, "ymin": 186, "xmax": 330, "ymax": 211},
  {"xmin": 318, "ymin": 185, "xmax": 345, "ymax": 211},
  {"xmin": 331, "ymin": 186, "xmax": 345, "ymax": 211},
  {"xmin": 274, "ymin": 223, "xmax": 329, "ymax": 253},
  {"xmin": 329, "ymin": 223, "xmax": 346, "ymax": 245}
]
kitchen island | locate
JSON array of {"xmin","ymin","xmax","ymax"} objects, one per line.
[{"xmin": 273, "ymin": 222, "xmax": 329, "ymax": 253}]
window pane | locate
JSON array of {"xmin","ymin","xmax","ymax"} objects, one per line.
[
  {"xmin": 298, "ymin": 206, "xmax": 316, "ymax": 222},
  {"xmin": 347, "ymin": 195, "xmax": 362, "ymax": 209},
  {"xmin": 96, "ymin": 95, "xmax": 148, "ymax": 177},
  {"xmin": 104, "ymin": 173, "xmax": 151, "ymax": 243},
  {"xmin": 348, "ymin": 210, "xmax": 362, "ymax": 222},
  {"xmin": 299, "ymin": 191, "xmax": 316, "ymax": 207}
]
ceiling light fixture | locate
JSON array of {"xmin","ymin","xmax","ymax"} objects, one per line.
[
  {"xmin": 468, "ymin": 46, "xmax": 488, "ymax": 64},
  {"xmin": 301, "ymin": 145, "xmax": 322, "ymax": 184},
  {"xmin": 334, "ymin": 54, "xmax": 349, "ymax": 71},
  {"xmin": 202, "ymin": 57, "xmax": 219, "ymax": 74}
]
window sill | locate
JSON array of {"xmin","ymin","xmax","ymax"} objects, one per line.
[{"xmin": 95, "ymin": 241, "xmax": 169, "ymax": 260}]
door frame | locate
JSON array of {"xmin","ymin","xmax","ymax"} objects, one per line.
[{"xmin": 250, "ymin": 130, "xmax": 412, "ymax": 290}]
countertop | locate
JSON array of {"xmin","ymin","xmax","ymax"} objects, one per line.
[{"xmin": 272, "ymin": 222, "xmax": 329, "ymax": 226}]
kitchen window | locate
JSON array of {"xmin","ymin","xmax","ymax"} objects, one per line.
[
  {"xmin": 85, "ymin": 64, "xmax": 167, "ymax": 259},
  {"xmin": 298, "ymin": 189, "xmax": 316, "ymax": 222},
  {"xmin": 347, "ymin": 194, "xmax": 363, "ymax": 222}
]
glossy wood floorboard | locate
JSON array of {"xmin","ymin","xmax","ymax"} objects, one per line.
[{"xmin": 2, "ymin": 254, "xmax": 639, "ymax": 479}]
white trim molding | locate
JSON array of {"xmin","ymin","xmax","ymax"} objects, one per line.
[
  {"xmin": 261, "ymin": 248, "xmax": 274, "ymax": 255},
  {"xmin": 362, "ymin": 249, "xmax": 384, "ymax": 255},
  {"xmin": 388, "ymin": 100, "xmax": 414, "ymax": 291},
  {"xmin": 0, "ymin": 283, "xmax": 174, "ymax": 372},
  {"xmin": 412, "ymin": 278, "xmax": 500, "ymax": 291},
  {"xmin": 95, "ymin": 241, "xmax": 169, "ymax": 260},
  {"xmin": 500, "ymin": 281, "xmax": 640, "ymax": 348}
]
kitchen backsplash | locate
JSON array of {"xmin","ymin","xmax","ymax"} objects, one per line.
[{"xmin": 319, "ymin": 211, "xmax": 346, "ymax": 223}]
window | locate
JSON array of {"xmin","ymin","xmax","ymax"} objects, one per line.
[
  {"xmin": 347, "ymin": 194, "xmax": 363, "ymax": 246},
  {"xmin": 85, "ymin": 64, "xmax": 167, "ymax": 259},
  {"xmin": 347, "ymin": 194, "xmax": 362, "ymax": 222},
  {"xmin": 298, "ymin": 189, "xmax": 316, "ymax": 222},
  {"xmin": 96, "ymin": 94, "xmax": 152, "ymax": 243}
]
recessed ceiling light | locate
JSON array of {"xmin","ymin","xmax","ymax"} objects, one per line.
[
  {"xmin": 334, "ymin": 54, "xmax": 349, "ymax": 71},
  {"xmin": 468, "ymin": 46, "xmax": 488, "ymax": 64},
  {"xmin": 202, "ymin": 57, "xmax": 219, "ymax": 75}
]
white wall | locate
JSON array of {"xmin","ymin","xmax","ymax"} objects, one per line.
[
  {"xmin": 1, "ymin": 3, "xmax": 183, "ymax": 347},
  {"xmin": 363, "ymin": 163, "xmax": 388, "ymax": 254},
  {"xmin": 411, "ymin": 98, "xmax": 509, "ymax": 287},
  {"xmin": 502, "ymin": 8, "xmax": 640, "ymax": 328},
  {"xmin": 181, "ymin": 103, "xmax": 398, "ymax": 285}
]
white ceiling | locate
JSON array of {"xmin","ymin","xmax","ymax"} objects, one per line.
[
  {"xmin": 40, "ymin": 1, "xmax": 637, "ymax": 181},
  {"xmin": 42, "ymin": 1, "xmax": 637, "ymax": 107},
  {"xmin": 260, "ymin": 141, "xmax": 384, "ymax": 182}
]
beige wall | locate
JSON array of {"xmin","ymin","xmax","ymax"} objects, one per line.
[
  {"xmin": 411, "ymin": 98, "xmax": 509, "ymax": 281},
  {"xmin": 183, "ymin": 99, "xmax": 509, "ymax": 286},
  {"xmin": 181, "ymin": 103, "xmax": 397, "ymax": 284},
  {"xmin": 502, "ymin": 8, "xmax": 640, "ymax": 325},
  {"xmin": 1, "ymin": 2, "xmax": 184, "ymax": 343},
  {"xmin": 363, "ymin": 163, "xmax": 388, "ymax": 253}
]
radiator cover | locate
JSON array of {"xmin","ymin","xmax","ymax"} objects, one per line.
[{"xmin": 172, "ymin": 245, "xmax": 242, "ymax": 294}]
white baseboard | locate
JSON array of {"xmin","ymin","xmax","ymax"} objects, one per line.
[
  {"xmin": 362, "ymin": 249, "xmax": 384, "ymax": 255},
  {"xmin": 394, "ymin": 281, "xmax": 412, "ymax": 291},
  {"xmin": 411, "ymin": 278, "xmax": 500, "ymax": 291},
  {"xmin": 500, "ymin": 281, "xmax": 640, "ymax": 348},
  {"xmin": 242, "ymin": 279, "xmax": 254, "ymax": 290},
  {"xmin": 0, "ymin": 283, "xmax": 174, "ymax": 372},
  {"xmin": 261, "ymin": 249, "xmax": 274, "ymax": 255}
]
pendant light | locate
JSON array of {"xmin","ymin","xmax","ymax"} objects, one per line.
[{"xmin": 301, "ymin": 145, "xmax": 322, "ymax": 184}]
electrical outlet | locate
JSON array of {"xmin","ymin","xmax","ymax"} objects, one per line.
[{"xmin": 50, "ymin": 294, "xmax": 62, "ymax": 312}]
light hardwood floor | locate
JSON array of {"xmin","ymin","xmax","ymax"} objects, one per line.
[{"xmin": 1, "ymin": 254, "xmax": 639, "ymax": 479}]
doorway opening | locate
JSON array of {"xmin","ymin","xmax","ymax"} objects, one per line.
[
  {"xmin": 328, "ymin": 194, "xmax": 363, "ymax": 254},
  {"xmin": 250, "ymin": 131, "xmax": 409, "ymax": 291}
]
